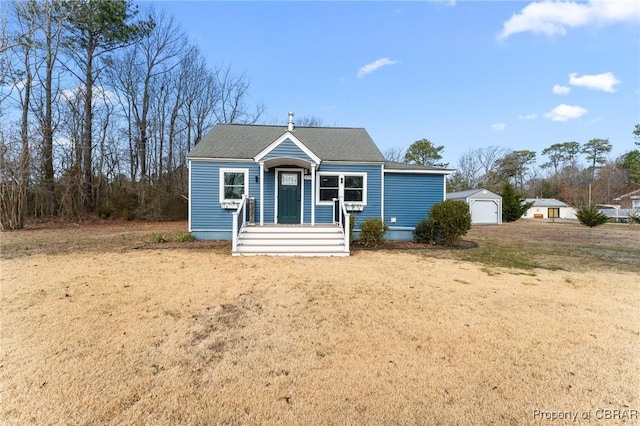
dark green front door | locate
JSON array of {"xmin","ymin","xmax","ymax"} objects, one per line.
[{"xmin": 278, "ymin": 171, "xmax": 301, "ymax": 224}]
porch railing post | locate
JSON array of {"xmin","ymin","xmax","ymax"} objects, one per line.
[
  {"xmin": 344, "ymin": 211, "xmax": 350, "ymax": 253},
  {"xmin": 232, "ymin": 195, "xmax": 247, "ymax": 254},
  {"xmin": 232, "ymin": 210, "xmax": 238, "ymax": 252},
  {"xmin": 249, "ymin": 197, "xmax": 255, "ymax": 224}
]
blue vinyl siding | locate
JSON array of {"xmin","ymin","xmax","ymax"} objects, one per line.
[
  {"xmin": 384, "ymin": 172, "xmax": 445, "ymax": 229},
  {"xmin": 190, "ymin": 160, "xmax": 260, "ymax": 232},
  {"xmin": 304, "ymin": 177, "xmax": 312, "ymax": 223},
  {"xmin": 315, "ymin": 163, "xmax": 383, "ymax": 228},
  {"xmin": 262, "ymin": 139, "xmax": 314, "ymax": 162},
  {"xmin": 263, "ymin": 170, "xmax": 275, "ymax": 223}
]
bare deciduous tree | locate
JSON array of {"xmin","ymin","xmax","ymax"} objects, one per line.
[
  {"xmin": 384, "ymin": 147, "xmax": 405, "ymax": 163},
  {"xmin": 213, "ymin": 64, "xmax": 265, "ymax": 125}
]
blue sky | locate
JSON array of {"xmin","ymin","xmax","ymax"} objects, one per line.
[{"xmin": 155, "ymin": 1, "xmax": 640, "ymax": 167}]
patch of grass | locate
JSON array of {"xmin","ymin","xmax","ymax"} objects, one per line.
[
  {"xmin": 480, "ymin": 266, "xmax": 500, "ymax": 276},
  {"xmin": 458, "ymin": 244, "xmax": 543, "ymax": 270},
  {"xmin": 174, "ymin": 233, "xmax": 195, "ymax": 243},
  {"xmin": 152, "ymin": 234, "xmax": 167, "ymax": 244},
  {"xmin": 509, "ymin": 271, "xmax": 537, "ymax": 277}
]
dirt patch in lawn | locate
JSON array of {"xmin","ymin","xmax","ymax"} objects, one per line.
[{"xmin": 1, "ymin": 219, "xmax": 638, "ymax": 424}]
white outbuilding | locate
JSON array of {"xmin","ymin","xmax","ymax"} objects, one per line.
[
  {"xmin": 522, "ymin": 198, "xmax": 577, "ymax": 220},
  {"xmin": 446, "ymin": 189, "xmax": 502, "ymax": 225}
]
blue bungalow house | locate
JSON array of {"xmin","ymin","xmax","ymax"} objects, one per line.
[{"xmin": 188, "ymin": 113, "xmax": 453, "ymax": 256}]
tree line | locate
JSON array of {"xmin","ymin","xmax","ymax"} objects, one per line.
[
  {"xmin": 388, "ymin": 127, "xmax": 640, "ymax": 209},
  {"xmin": 1, "ymin": 0, "xmax": 264, "ymax": 230},
  {"xmin": 2, "ymin": 1, "xmax": 638, "ymax": 231}
]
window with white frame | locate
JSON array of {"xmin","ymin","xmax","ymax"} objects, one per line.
[
  {"xmin": 219, "ymin": 168, "xmax": 248, "ymax": 207},
  {"xmin": 344, "ymin": 175, "xmax": 364, "ymax": 202},
  {"xmin": 317, "ymin": 173, "xmax": 367, "ymax": 206},
  {"xmin": 318, "ymin": 175, "xmax": 339, "ymax": 202}
]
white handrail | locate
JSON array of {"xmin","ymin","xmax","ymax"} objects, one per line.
[
  {"xmin": 231, "ymin": 195, "xmax": 248, "ymax": 253},
  {"xmin": 333, "ymin": 197, "xmax": 350, "ymax": 253},
  {"xmin": 342, "ymin": 201, "xmax": 350, "ymax": 253}
]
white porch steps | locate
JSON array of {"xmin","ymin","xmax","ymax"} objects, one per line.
[{"xmin": 233, "ymin": 224, "xmax": 349, "ymax": 256}]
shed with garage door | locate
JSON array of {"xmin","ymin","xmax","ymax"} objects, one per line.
[{"xmin": 446, "ymin": 189, "xmax": 502, "ymax": 225}]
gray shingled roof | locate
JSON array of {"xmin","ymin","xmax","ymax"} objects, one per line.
[
  {"xmin": 524, "ymin": 198, "xmax": 570, "ymax": 208},
  {"xmin": 384, "ymin": 161, "xmax": 454, "ymax": 172},
  {"xmin": 613, "ymin": 188, "xmax": 640, "ymax": 200},
  {"xmin": 188, "ymin": 124, "xmax": 385, "ymax": 162}
]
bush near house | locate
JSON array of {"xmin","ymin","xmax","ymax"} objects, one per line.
[
  {"xmin": 577, "ymin": 206, "xmax": 610, "ymax": 227},
  {"xmin": 414, "ymin": 199, "xmax": 471, "ymax": 246},
  {"xmin": 413, "ymin": 218, "xmax": 438, "ymax": 244},
  {"xmin": 358, "ymin": 217, "xmax": 388, "ymax": 247}
]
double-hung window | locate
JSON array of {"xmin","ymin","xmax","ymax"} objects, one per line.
[
  {"xmin": 319, "ymin": 175, "xmax": 339, "ymax": 202},
  {"xmin": 219, "ymin": 168, "xmax": 248, "ymax": 208},
  {"xmin": 344, "ymin": 175, "xmax": 364, "ymax": 202},
  {"xmin": 317, "ymin": 172, "xmax": 367, "ymax": 210}
]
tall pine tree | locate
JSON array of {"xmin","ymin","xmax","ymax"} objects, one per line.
[{"xmin": 501, "ymin": 182, "xmax": 531, "ymax": 222}]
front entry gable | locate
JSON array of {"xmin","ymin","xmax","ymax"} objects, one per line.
[{"xmin": 254, "ymin": 131, "xmax": 321, "ymax": 166}]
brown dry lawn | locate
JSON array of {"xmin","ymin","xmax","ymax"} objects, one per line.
[{"xmin": 1, "ymin": 220, "xmax": 639, "ymax": 425}]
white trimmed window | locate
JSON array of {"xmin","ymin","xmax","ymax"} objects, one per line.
[
  {"xmin": 318, "ymin": 175, "xmax": 339, "ymax": 202},
  {"xmin": 219, "ymin": 168, "xmax": 248, "ymax": 208},
  {"xmin": 317, "ymin": 173, "xmax": 367, "ymax": 209}
]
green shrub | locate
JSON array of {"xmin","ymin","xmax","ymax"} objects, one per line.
[
  {"xmin": 420, "ymin": 199, "xmax": 471, "ymax": 246},
  {"xmin": 413, "ymin": 218, "xmax": 437, "ymax": 244},
  {"xmin": 152, "ymin": 234, "xmax": 167, "ymax": 244},
  {"xmin": 175, "ymin": 232, "xmax": 195, "ymax": 243},
  {"xmin": 576, "ymin": 206, "xmax": 609, "ymax": 227},
  {"xmin": 358, "ymin": 217, "xmax": 388, "ymax": 247},
  {"xmin": 95, "ymin": 205, "xmax": 113, "ymax": 219}
]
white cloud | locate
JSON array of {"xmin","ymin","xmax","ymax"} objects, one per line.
[
  {"xmin": 498, "ymin": 0, "xmax": 640, "ymax": 40},
  {"xmin": 54, "ymin": 136, "xmax": 74, "ymax": 148},
  {"xmin": 552, "ymin": 84, "xmax": 571, "ymax": 95},
  {"xmin": 1, "ymin": 79, "xmax": 26, "ymax": 91},
  {"xmin": 60, "ymin": 85, "xmax": 118, "ymax": 105},
  {"xmin": 357, "ymin": 58, "xmax": 398, "ymax": 78},
  {"xmin": 569, "ymin": 72, "xmax": 620, "ymax": 92},
  {"xmin": 518, "ymin": 113, "xmax": 538, "ymax": 120},
  {"xmin": 491, "ymin": 123, "xmax": 507, "ymax": 131},
  {"xmin": 544, "ymin": 104, "xmax": 588, "ymax": 122}
]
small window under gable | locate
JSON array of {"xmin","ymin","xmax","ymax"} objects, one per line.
[
  {"xmin": 219, "ymin": 168, "xmax": 248, "ymax": 208},
  {"xmin": 317, "ymin": 172, "xmax": 367, "ymax": 210}
]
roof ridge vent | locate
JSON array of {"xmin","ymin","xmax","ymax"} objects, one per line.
[{"xmin": 288, "ymin": 111, "xmax": 294, "ymax": 131}]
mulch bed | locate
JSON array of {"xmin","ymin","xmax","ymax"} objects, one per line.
[{"xmin": 351, "ymin": 239, "xmax": 478, "ymax": 251}]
